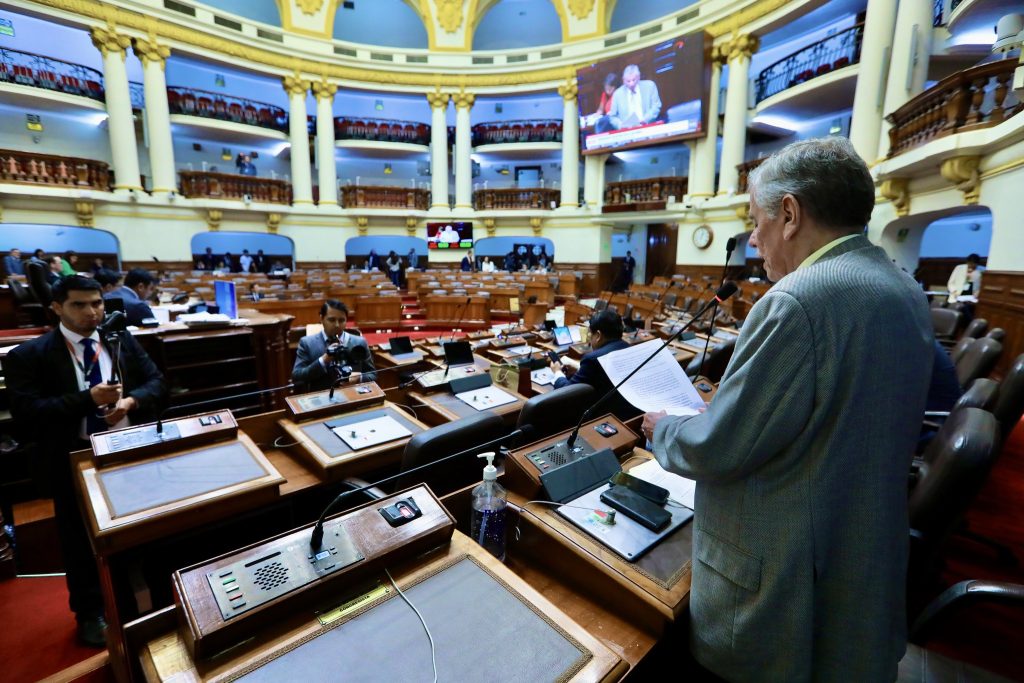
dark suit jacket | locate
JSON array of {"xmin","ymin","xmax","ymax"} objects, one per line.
[
  {"xmin": 106, "ymin": 286, "xmax": 154, "ymax": 326},
  {"xmin": 292, "ymin": 332, "xmax": 377, "ymax": 392},
  {"xmin": 553, "ymin": 338, "xmax": 640, "ymax": 420},
  {"xmin": 5, "ymin": 328, "xmax": 166, "ymax": 494}
]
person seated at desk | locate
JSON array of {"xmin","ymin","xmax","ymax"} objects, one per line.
[
  {"xmin": 461, "ymin": 250, "xmax": 475, "ymax": 272},
  {"xmin": 106, "ymin": 268, "xmax": 157, "ymax": 326},
  {"xmin": 5, "ymin": 275, "xmax": 166, "ymax": 647},
  {"xmin": 4, "ymin": 247, "xmax": 24, "ymax": 276},
  {"xmin": 947, "ymin": 252, "xmax": 982, "ymax": 304},
  {"xmin": 93, "ymin": 268, "xmax": 121, "ymax": 295},
  {"xmin": 45, "ymin": 255, "xmax": 64, "ymax": 285},
  {"xmin": 549, "ymin": 310, "xmax": 640, "ymax": 419},
  {"xmin": 248, "ymin": 283, "xmax": 264, "ymax": 302},
  {"xmin": 61, "ymin": 251, "xmax": 79, "ymax": 276},
  {"xmin": 481, "ymin": 256, "xmax": 496, "ymax": 273},
  {"xmin": 292, "ymin": 299, "xmax": 377, "ymax": 392}
]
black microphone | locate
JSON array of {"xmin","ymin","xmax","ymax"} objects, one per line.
[
  {"xmin": 447, "ymin": 296, "xmax": 472, "ymax": 342},
  {"xmin": 565, "ymin": 281, "xmax": 738, "ymax": 450},
  {"xmin": 309, "ymin": 424, "xmax": 535, "ymax": 550},
  {"xmin": 698, "ymin": 237, "xmax": 739, "ymax": 378},
  {"xmin": 155, "ymin": 382, "xmax": 294, "ymax": 434}
]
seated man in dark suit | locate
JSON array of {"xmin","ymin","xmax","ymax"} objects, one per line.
[
  {"xmin": 5, "ymin": 275, "xmax": 165, "ymax": 647},
  {"xmin": 105, "ymin": 268, "xmax": 157, "ymax": 326},
  {"xmin": 292, "ymin": 299, "xmax": 377, "ymax": 392},
  {"xmin": 549, "ymin": 310, "xmax": 640, "ymax": 419}
]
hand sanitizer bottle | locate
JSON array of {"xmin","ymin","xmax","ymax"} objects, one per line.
[{"xmin": 470, "ymin": 451, "xmax": 507, "ymax": 561}]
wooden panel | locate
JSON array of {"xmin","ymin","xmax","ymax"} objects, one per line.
[
  {"xmin": 422, "ymin": 295, "xmax": 491, "ymax": 327},
  {"xmin": 559, "ymin": 262, "xmax": 615, "ymax": 297},
  {"xmin": 354, "ymin": 295, "xmax": 403, "ymax": 327},
  {"xmin": 975, "ymin": 270, "xmax": 1024, "ymax": 378}
]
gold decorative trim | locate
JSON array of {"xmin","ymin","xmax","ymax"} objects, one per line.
[
  {"xmin": 483, "ymin": 217, "xmax": 496, "ymax": 236},
  {"xmin": 706, "ymin": 0, "xmax": 790, "ymax": 38},
  {"xmin": 529, "ymin": 216, "xmax": 543, "ymax": 235},
  {"xmin": 567, "ymin": 0, "xmax": 596, "ymax": 21},
  {"xmin": 434, "ymin": 0, "xmax": 464, "ymax": 33},
  {"xmin": 207, "ymin": 208, "xmax": 223, "ymax": 230},
  {"xmin": 453, "ymin": 90, "xmax": 476, "ymax": 110},
  {"xmin": 312, "ymin": 79, "xmax": 337, "ymax": 100},
  {"xmin": 426, "ymin": 89, "xmax": 450, "ymax": 109},
  {"xmin": 723, "ymin": 33, "xmax": 760, "ymax": 62},
  {"xmin": 267, "ymin": 212, "xmax": 282, "ymax": 233},
  {"xmin": 75, "ymin": 200, "xmax": 94, "ymax": 227},
  {"xmin": 296, "ymin": 0, "xmax": 325, "ymax": 16},
  {"xmin": 90, "ymin": 24, "xmax": 130, "ymax": 59},
  {"xmin": 557, "ymin": 78, "xmax": 578, "ymax": 102},
  {"xmin": 879, "ymin": 178, "xmax": 910, "ymax": 216},
  {"xmin": 405, "ymin": 216, "xmax": 417, "ymax": 235},
  {"xmin": 132, "ymin": 36, "xmax": 170, "ymax": 70},
  {"xmin": 112, "ymin": 184, "xmax": 146, "ymax": 191},
  {"xmin": 283, "ymin": 72, "xmax": 312, "ymax": 96},
  {"xmin": 940, "ymin": 155, "xmax": 982, "ymax": 205},
  {"xmin": 356, "ymin": 215, "xmax": 369, "ymax": 235},
  {"xmin": 980, "ymin": 157, "xmax": 1024, "ymax": 180}
]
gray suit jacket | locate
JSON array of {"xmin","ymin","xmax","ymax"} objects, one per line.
[
  {"xmin": 291, "ymin": 332, "xmax": 377, "ymax": 392},
  {"xmin": 652, "ymin": 236, "xmax": 932, "ymax": 682},
  {"xmin": 608, "ymin": 80, "xmax": 662, "ymax": 125}
]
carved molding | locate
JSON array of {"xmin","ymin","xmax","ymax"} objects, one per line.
[
  {"xmin": 735, "ymin": 204, "xmax": 753, "ymax": 229},
  {"xmin": 295, "ymin": 0, "xmax": 325, "ymax": 16},
  {"xmin": 529, "ymin": 216, "xmax": 543, "ymax": 236},
  {"xmin": 356, "ymin": 216, "xmax": 369, "ymax": 235},
  {"xmin": 207, "ymin": 209, "xmax": 223, "ymax": 231},
  {"xmin": 558, "ymin": 79, "xmax": 578, "ymax": 102},
  {"xmin": 311, "ymin": 79, "xmax": 337, "ymax": 100},
  {"xmin": 879, "ymin": 178, "xmax": 910, "ymax": 216},
  {"xmin": 267, "ymin": 212, "xmax": 281, "ymax": 233},
  {"xmin": 710, "ymin": 43, "xmax": 729, "ymax": 66},
  {"xmin": 132, "ymin": 36, "xmax": 170, "ymax": 70},
  {"xmin": 426, "ymin": 89, "xmax": 450, "ymax": 110},
  {"xmin": 434, "ymin": 0, "xmax": 464, "ymax": 33},
  {"xmin": 453, "ymin": 90, "xmax": 476, "ymax": 110},
  {"xmin": 283, "ymin": 73, "xmax": 311, "ymax": 97},
  {"xmin": 405, "ymin": 216, "xmax": 417, "ymax": 236},
  {"xmin": 75, "ymin": 200, "xmax": 94, "ymax": 227},
  {"xmin": 567, "ymin": 0, "xmax": 596, "ymax": 21},
  {"xmin": 724, "ymin": 33, "xmax": 760, "ymax": 62},
  {"xmin": 940, "ymin": 155, "xmax": 982, "ymax": 205},
  {"xmin": 483, "ymin": 217, "xmax": 496, "ymax": 236},
  {"xmin": 90, "ymin": 25, "xmax": 131, "ymax": 59}
]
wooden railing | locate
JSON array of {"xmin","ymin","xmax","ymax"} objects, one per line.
[
  {"xmin": 603, "ymin": 176, "xmax": 687, "ymax": 210},
  {"xmin": 886, "ymin": 60, "xmax": 1022, "ymax": 158},
  {"xmin": 737, "ymin": 158, "xmax": 768, "ymax": 194},
  {"xmin": 0, "ymin": 149, "xmax": 110, "ymax": 190},
  {"xmin": 167, "ymin": 86, "xmax": 289, "ymax": 133},
  {"xmin": 754, "ymin": 23, "xmax": 864, "ymax": 103},
  {"xmin": 473, "ymin": 188, "xmax": 560, "ymax": 210},
  {"xmin": 334, "ymin": 117, "xmax": 430, "ymax": 145},
  {"xmin": 179, "ymin": 171, "xmax": 292, "ymax": 204},
  {"xmin": 472, "ymin": 119, "xmax": 563, "ymax": 146},
  {"xmin": 341, "ymin": 185, "xmax": 430, "ymax": 210},
  {"xmin": 0, "ymin": 47, "xmax": 104, "ymax": 101}
]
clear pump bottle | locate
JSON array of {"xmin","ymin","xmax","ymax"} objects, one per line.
[{"xmin": 470, "ymin": 451, "xmax": 507, "ymax": 561}]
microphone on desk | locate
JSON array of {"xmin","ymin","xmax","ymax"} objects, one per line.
[
  {"xmin": 565, "ymin": 281, "xmax": 738, "ymax": 451},
  {"xmin": 154, "ymin": 382, "xmax": 295, "ymax": 435},
  {"xmin": 696, "ymin": 238, "xmax": 738, "ymax": 379},
  {"xmin": 446, "ymin": 296, "xmax": 473, "ymax": 342},
  {"xmin": 309, "ymin": 424, "xmax": 536, "ymax": 550}
]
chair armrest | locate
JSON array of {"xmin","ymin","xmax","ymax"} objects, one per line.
[
  {"xmin": 339, "ymin": 477, "xmax": 388, "ymax": 501},
  {"xmin": 910, "ymin": 580, "xmax": 1024, "ymax": 641}
]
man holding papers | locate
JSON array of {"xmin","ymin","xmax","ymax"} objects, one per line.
[
  {"xmin": 550, "ymin": 310, "xmax": 640, "ymax": 420},
  {"xmin": 642, "ymin": 138, "xmax": 933, "ymax": 681}
]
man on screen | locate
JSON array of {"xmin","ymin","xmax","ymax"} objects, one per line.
[{"xmin": 597, "ymin": 64, "xmax": 662, "ymax": 133}]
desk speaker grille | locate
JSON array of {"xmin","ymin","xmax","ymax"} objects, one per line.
[{"xmin": 253, "ymin": 562, "xmax": 288, "ymax": 591}]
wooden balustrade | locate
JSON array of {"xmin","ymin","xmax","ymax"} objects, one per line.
[
  {"xmin": 0, "ymin": 149, "xmax": 110, "ymax": 190},
  {"xmin": 341, "ymin": 185, "xmax": 430, "ymax": 210},
  {"xmin": 737, "ymin": 158, "xmax": 767, "ymax": 194},
  {"xmin": 179, "ymin": 171, "xmax": 292, "ymax": 204},
  {"xmin": 473, "ymin": 188, "xmax": 560, "ymax": 210},
  {"xmin": 886, "ymin": 59, "xmax": 1023, "ymax": 158},
  {"xmin": 603, "ymin": 176, "xmax": 687, "ymax": 213}
]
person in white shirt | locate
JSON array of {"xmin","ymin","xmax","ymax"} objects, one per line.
[
  {"xmin": 439, "ymin": 225, "xmax": 461, "ymax": 244},
  {"xmin": 481, "ymin": 256, "xmax": 496, "ymax": 273},
  {"xmin": 946, "ymin": 253, "xmax": 982, "ymax": 304},
  {"xmin": 239, "ymin": 249, "xmax": 253, "ymax": 273}
]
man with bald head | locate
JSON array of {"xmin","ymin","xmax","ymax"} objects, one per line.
[{"xmin": 643, "ymin": 137, "xmax": 933, "ymax": 680}]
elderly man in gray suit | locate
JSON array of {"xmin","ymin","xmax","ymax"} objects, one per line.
[
  {"xmin": 643, "ymin": 137, "xmax": 933, "ymax": 681},
  {"xmin": 598, "ymin": 64, "xmax": 662, "ymax": 133},
  {"xmin": 292, "ymin": 299, "xmax": 377, "ymax": 392}
]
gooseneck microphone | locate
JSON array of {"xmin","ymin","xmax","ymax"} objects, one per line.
[
  {"xmin": 155, "ymin": 382, "xmax": 295, "ymax": 434},
  {"xmin": 565, "ymin": 281, "xmax": 738, "ymax": 450},
  {"xmin": 697, "ymin": 237, "xmax": 738, "ymax": 379},
  {"xmin": 309, "ymin": 424, "xmax": 535, "ymax": 550},
  {"xmin": 446, "ymin": 296, "xmax": 473, "ymax": 343}
]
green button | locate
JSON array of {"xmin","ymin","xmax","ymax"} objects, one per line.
[{"xmin": 222, "ymin": 578, "xmax": 236, "ymax": 585}]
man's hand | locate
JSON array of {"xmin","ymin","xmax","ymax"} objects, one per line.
[
  {"xmin": 90, "ymin": 382, "xmax": 122, "ymax": 406},
  {"xmin": 561, "ymin": 364, "xmax": 577, "ymax": 379},
  {"xmin": 103, "ymin": 396, "xmax": 137, "ymax": 425},
  {"xmin": 548, "ymin": 358, "xmax": 562, "ymax": 372},
  {"xmin": 642, "ymin": 410, "xmax": 669, "ymax": 441}
]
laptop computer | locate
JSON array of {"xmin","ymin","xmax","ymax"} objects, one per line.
[{"xmin": 442, "ymin": 340, "xmax": 475, "ymax": 367}]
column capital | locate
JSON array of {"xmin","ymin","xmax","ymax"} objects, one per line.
[
  {"xmin": 90, "ymin": 26, "xmax": 131, "ymax": 59},
  {"xmin": 133, "ymin": 37, "xmax": 170, "ymax": 70},
  {"xmin": 725, "ymin": 33, "xmax": 760, "ymax": 62},
  {"xmin": 426, "ymin": 89, "xmax": 450, "ymax": 110},
  {"xmin": 312, "ymin": 80, "xmax": 337, "ymax": 101},
  {"xmin": 709, "ymin": 43, "xmax": 730, "ymax": 66},
  {"xmin": 283, "ymin": 73, "xmax": 311, "ymax": 97},
  {"xmin": 453, "ymin": 91, "xmax": 475, "ymax": 110},
  {"xmin": 558, "ymin": 79, "xmax": 578, "ymax": 102}
]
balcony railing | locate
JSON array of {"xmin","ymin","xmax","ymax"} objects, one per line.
[
  {"xmin": 334, "ymin": 117, "xmax": 430, "ymax": 145},
  {"xmin": 129, "ymin": 81, "xmax": 144, "ymax": 110},
  {"xmin": 737, "ymin": 158, "xmax": 768, "ymax": 194},
  {"xmin": 167, "ymin": 86, "xmax": 288, "ymax": 133},
  {"xmin": 754, "ymin": 23, "xmax": 864, "ymax": 104},
  {"xmin": 0, "ymin": 149, "xmax": 110, "ymax": 190},
  {"xmin": 474, "ymin": 187, "xmax": 560, "ymax": 210},
  {"xmin": 886, "ymin": 59, "xmax": 1023, "ymax": 158},
  {"xmin": 933, "ymin": 0, "xmax": 945, "ymax": 26},
  {"xmin": 179, "ymin": 171, "xmax": 292, "ymax": 204},
  {"xmin": 472, "ymin": 119, "xmax": 563, "ymax": 146},
  {"xmin": 341, "ymin": 184, "xmax": 430, "ymax": 210},
  {"xmin": 0, "ymin": 47, "xmax": 104, "ymax": 102},
  {"xmin": 603, "ymin": 177, "xmax": 687, "ymax": 209}
]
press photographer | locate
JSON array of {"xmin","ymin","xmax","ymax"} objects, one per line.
[{"xmin": 291, "ymin": 299, "xmax": 377, "ymax": 392}]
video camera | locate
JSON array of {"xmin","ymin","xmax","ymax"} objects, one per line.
[{"xmin": 325, "ymin": 339, "xmax": 369, "ymax": 381}]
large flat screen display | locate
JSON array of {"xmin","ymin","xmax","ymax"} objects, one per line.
[
  {"xmin": 427, "ymin": 222, "xmax": 474, "ymax": 249},
  {"xmin": 577, "ymin": 32, "xmax": 710, "ymax": 154}
]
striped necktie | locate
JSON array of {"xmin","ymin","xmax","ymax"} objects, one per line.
[{"xmin": 80, "ymin": 338, "xmax": 107, "ymax": 435}]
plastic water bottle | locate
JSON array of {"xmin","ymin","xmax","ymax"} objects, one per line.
[{"xmin": 470, "ymin": 451, "xmax": 507, "ymax": 561}]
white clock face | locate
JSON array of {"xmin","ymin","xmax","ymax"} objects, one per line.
[{"xmin": 693, "ymin": 226, "xmax": 712, "ymax": 249}]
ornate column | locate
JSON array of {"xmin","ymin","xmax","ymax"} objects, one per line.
[
  {"xmin": 91, "ymin": 26, "xmax": 142, "ymax": 193},
  {"xmin": 848, "ymin": 0, "xmax": 898, "ymax": 162},
  {"xmin": 453, "ymin": 90, "xmax": 475, "ymax": 212},
  {"xmin": 583, "ymin": 154, "xmax": 607, "ymax": 210},
  {"xmin": 558, "ymin": 79, "xmax": 580, "ymax": 209},
  {"xmin": 283, "ymin": 73, "xmax": 313, "ymax": 206},
  {"xmin": 877, "ymin": 0, "xmax": 934, "ymax": 160},
  {"xmin": 690, "ymin": 45, "xmax": 726, "ymax": 198},
  {"xmin": 133, "ymin": 37, "xmax": 175, "ymax": 196},
  {"xmin": 426, "ymin": 90, "xmax": 450, "ymax": 211},
  {"xmin": 717, "ymin": 34, "xmax": 759, "ymax": 196},
  {"xmin": 312, "ymin": 80, "xmax": 338, "ymax": 207}
]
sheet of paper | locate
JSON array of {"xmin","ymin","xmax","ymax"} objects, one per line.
[
  {"xmin": 596, "ymin": 339, "xmax": 706, "ymax": 416},
  {"xmin": 506, "ymin": 344, "xmax": 535, "ymax": 355},
  {"xmin": 455, "ymin": 385, "xmax": 518, "ymax": 411},
  {"xmin": 332, "ymin": 416, "xmax": 411, "ymax": 450},
  {"xmin": 629, "ymin": 459, "xmax": 697, "ymax": 510},
  {"xmin": 531, "ymin": 368, "xmax": 556, "ymax": 386}
]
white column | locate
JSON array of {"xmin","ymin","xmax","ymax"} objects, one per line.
[
  {"xmin": 717, "ymin": 34, "xmax": 759, "ymax": 196},
  {"xmin": 453, "ymin": 91, "xmax": 475, "ymax": 212},
  {"xmin": 558, "ymin": 80, "xmax": 580, "ymax": 208},
  {"xmin": 426, "ymin": 91, "xmax": 450, "ymax": 211},
  {"xmin": 283, "ymin": 74, "xmax": 313, "ymax": 206},
  {"xmin": 877, "ymin": 0, "xmax": 935, "ymax": 160},
  {"xmin": 849, "ymin": 0, "xmax": 898, "ymax": 162},
  {"xmin": 132, "ymin": 38, "xmax": 176, "ymax": 196},
  {"xmin": 690, "ymin": 47, "xmax": 725, "ymax": 198},
  {"xmin": 313, "ymin": 80, "xmax": 338, "ymax": 207},
  {"xmin": 91, "ymin": 27, "xmax": 141, "ymax": 193},
  {"xmin": 583, "ymin": 154, "xmax": 607, "ymax": 210}
]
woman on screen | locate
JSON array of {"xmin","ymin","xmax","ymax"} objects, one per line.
[{"xmin": 594, "ymin": 73, "xmax": 618, "ymax": 116}]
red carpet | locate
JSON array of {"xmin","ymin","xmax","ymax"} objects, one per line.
[{"xmin": 0, "ymin": 575, "xmax": 109, "ymax": 682}]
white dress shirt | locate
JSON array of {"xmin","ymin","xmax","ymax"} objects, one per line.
[
  {"xmin": 627, "ymin": 87, "xmax": 644, "ymax": 123},
  {"xmin": 60, "ymin": 323, "xmax": 129, "ymax": 438}
]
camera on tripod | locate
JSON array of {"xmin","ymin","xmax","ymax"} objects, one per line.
[{"xmin": 325, "ymin": 340, "xmax": 369, "ymax": 381}]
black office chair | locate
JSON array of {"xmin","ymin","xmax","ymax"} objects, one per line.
[
  {"xmin": 25, "ymin": 261, "xmax": 53, "ymax": 308},
  {"xmin": 986, "ymin": 328, "xmax": 1005, "ymax": 343},
  {"xmin": 930, "ymin": 308, "xmax": 962, "ymax": 342},
  {"xmin": 959, "ymin": 318, "xmax": 988, "ymax": 341},
  {"xmin": 663, "ymin": 292, "xmax": 677, "ymax": 307},
  {"xmin": 992, "ymin": 353, "xmax": 1024, "ymax": 444},
  {"xmin": 517, "ymin": 384, "xmax": 595, "ymax": 441},
  {"xmin": 954, "ymin": 338, "xmax": 1002, "ymax": 389},
  {"xmin": 7, "ymin": 277, "xmax": 46, "ymax": 326},
  {"xmin": 685, "ymin": 338, "xmax": 737, "ymax": 383},
  {"xmin": 948, "ymin": 335, "xmax": 975, "ymax": 364},
  {"xmin": 396, "ymin": 412, "xmax": 507, "ymax": 496}
]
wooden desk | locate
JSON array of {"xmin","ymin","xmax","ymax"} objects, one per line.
[
  {"xmin": 422, "ymin": 295, "xmax": 491, "ymax": 328},
  {"xmin": 407, "ymin": 385, "xmax": 527, "ymax": 427},
  {"xmin": 243, "ymin": 299, "xmax": 322, "ymax": 327},
  {"xmin": 354, "ymin": 294, "xmax": 403, "ymax": 328}
]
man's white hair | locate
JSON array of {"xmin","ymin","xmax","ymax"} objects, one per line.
[{"xmin": 622, "ymin": 64, "xmax": 640, "ymax": 79}]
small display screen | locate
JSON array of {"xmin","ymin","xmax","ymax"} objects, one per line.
[
  {"xmin": 427, "ymin": 222, "xmax": 473, "ymax": 249},
  {"xmin": 315, "ymin": 550, "xmax": 331, "ymax": 561},
  {"xmin": 553, "ymin": 326, "xmax": 573, "ymax": 346}
]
